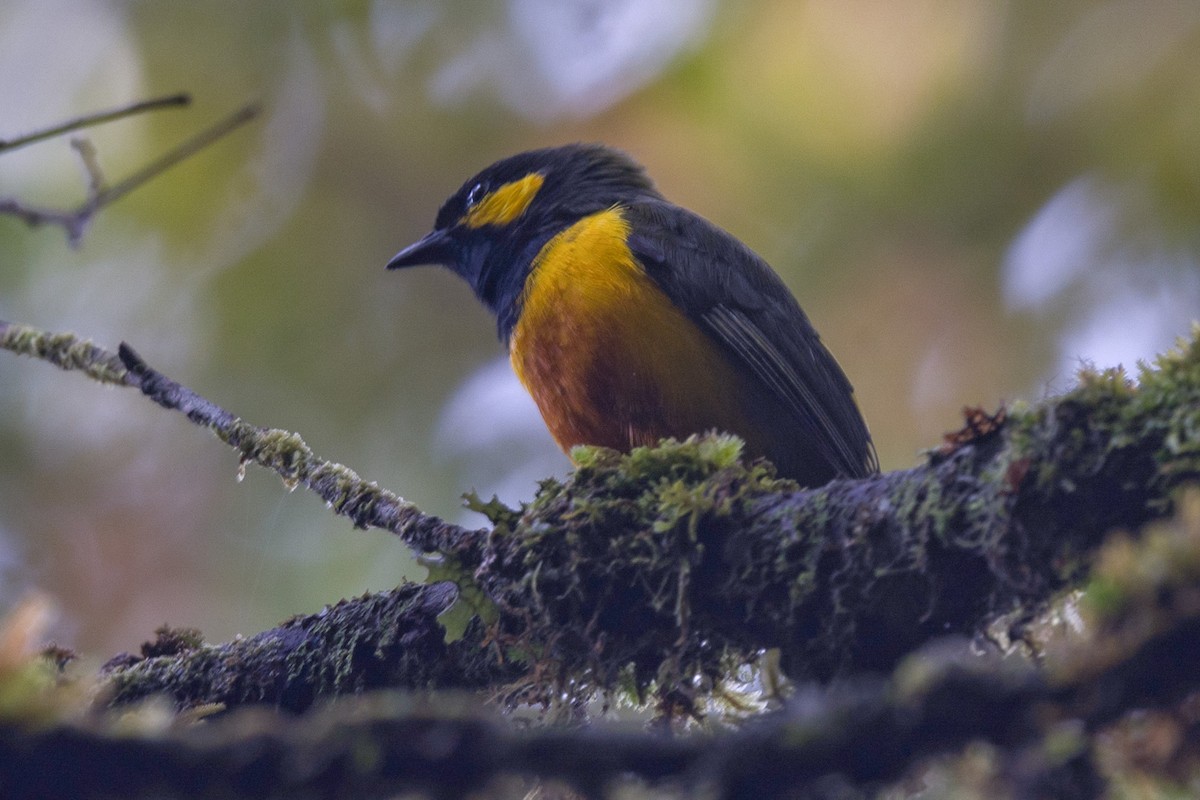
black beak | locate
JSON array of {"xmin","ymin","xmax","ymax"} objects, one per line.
[{"xmin": 386, "ymin": 229, "xmax": 453, "ymax": 269}]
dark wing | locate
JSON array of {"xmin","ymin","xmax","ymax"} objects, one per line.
[{"xmin": 625, "ymin": 200, "xmax": 878, "ymax": 479}]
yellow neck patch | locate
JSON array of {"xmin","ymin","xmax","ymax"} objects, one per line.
[{"xmin": 461, "ymin": 173, "xmax": 545, "ymax": 229}]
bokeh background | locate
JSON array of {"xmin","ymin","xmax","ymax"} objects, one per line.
[{"xmin": 1, "ymin": 0, "xmax": 1197, "ymax": 658}]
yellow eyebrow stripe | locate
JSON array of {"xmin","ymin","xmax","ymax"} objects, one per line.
[{"xmin": 461, "ymin": 173, "xmax": 545, "ymax": 228}]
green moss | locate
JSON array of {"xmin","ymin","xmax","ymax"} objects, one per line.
[
  {"xmin": 1081, "ymin": 574, "xmax": 1130, "ymax": 620},
  {"xmin": 1081, "ymin": 488, "xmax": 1200, "ymax": 628},
  {"xmin": 472, "ymin": 434, "xmax": 791, "ymax": 705},
  {"xmin": 1008, "ymin": 325, "xmax": 1200, "ymax": 505},
  {"xmin": 140, "ymin": 625, "xmax": 205, "ymax": 658},
  {"xmin": 462, "ymin": 491, "xmax": 522, "ymax": 530},
  {"xmin": 0, "ymin": 660, "xmax": 63, "ymax": 723}
]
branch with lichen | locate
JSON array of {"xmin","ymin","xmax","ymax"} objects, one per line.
[
  {"xmin": 0, "ymin": 321, "xmax": 471, "ymax": 552},
  {"xmin": 5, "ymin": 319, "xmax": 1199, "ymax": 714}
]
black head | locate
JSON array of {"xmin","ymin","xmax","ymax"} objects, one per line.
[{"xmin": 387, "ymin": 144, "xmax": 661, "ymax": 337}]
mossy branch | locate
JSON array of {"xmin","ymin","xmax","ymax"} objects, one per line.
[
  {"xmin": 412, "ymin": 326, "xmax": 1200, "ymax": 701},
  {"xmin": 11, "ymin": 492, "xmax": 1200, "ymax": 800},
  {"xmin": 4, "ymin": 320, "xmax": 1200, "ymax": 713},
  {"xmin": 97, "ymin": 581, "xmax": 522, "ymax": 712}
]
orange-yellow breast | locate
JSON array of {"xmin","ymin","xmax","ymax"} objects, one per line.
[{"xmin": 510, "ymin": 206, "xmax": 767, "ymax": 457}]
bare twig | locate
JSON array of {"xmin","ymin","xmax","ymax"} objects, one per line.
[
  {"xmin": 0, "ymin": 200, "xmax": 88, "ymax": 245},
  {"xmin": 0, "ymin": 101, "xmax": 260, "ymax": 246},
  {"xmin": 90, "ymin": 103, "xmax": 260, "ymax": 215},
  {"xmin": 71, "ymin": 138, "xmax": 106, "ymax": 196},
  {"xmin": 0, "ymin": 93, "xmax": 190, "ymax": 153}
]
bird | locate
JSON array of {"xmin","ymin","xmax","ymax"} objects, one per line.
[{"xmin": 387, "ymin": 144, "xmax": 878, "ymax": 486}]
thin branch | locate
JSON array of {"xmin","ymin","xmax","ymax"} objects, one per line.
[
  {"xmin": 0, "ymin": 320, "xmax": 133, "ymax": 387},
  {"xmin": 0, "ymin": 321, "xmax": 473, "ymax": 553},
  {"xmin": 90, "ymin": 103, "xmax": 260, "ymax": 213},
  {"xmin": 0, "ymin": 101, "xmax": 260, "ymax": 246},
  {"xmin": 0, "ymin": 93, "xmax": 190, "ymax": 153},
  {"xmin": 0, "ymin": 200, "xmax": 88, "ymax": 245}
]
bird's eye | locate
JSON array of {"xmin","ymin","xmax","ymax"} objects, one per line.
[{"xmin": 465, "ymin": 182, "xmax": 486, "ymax": 209}]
